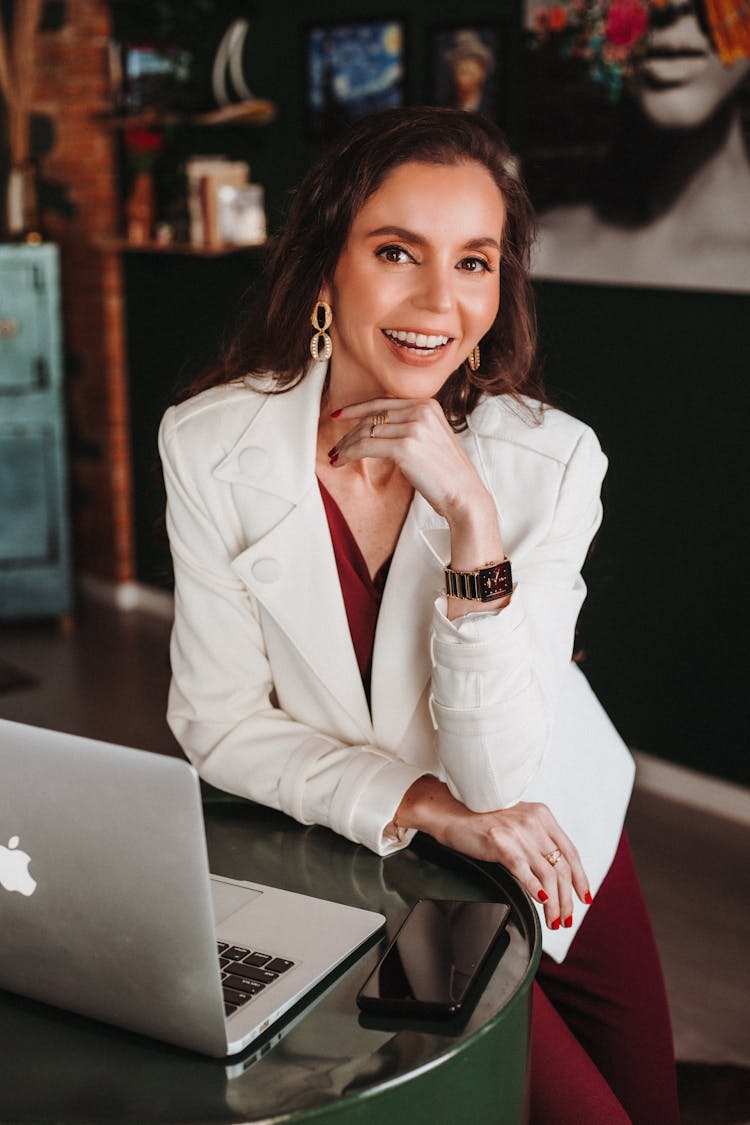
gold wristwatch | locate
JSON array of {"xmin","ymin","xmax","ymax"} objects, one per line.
[{"xmin": 444, "ymin": 558, "xmax": 513, "ymax": 602}]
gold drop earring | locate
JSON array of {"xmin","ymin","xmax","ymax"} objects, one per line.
[
  {"xmin": 310, "ymin": 301, "xmax": 333, "ymax": 361},
  {"xmin": 467, "ymin": 344, "xmax": 481, "ymax": 372}
]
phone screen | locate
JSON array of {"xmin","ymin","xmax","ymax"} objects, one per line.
[{"xmin": 356, "ymin": 898, "xmax": 511, "ymax": 1019}]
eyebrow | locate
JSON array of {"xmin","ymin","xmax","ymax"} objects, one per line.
[{"xmin": 366, "ymin": 225, "xmax": 501, "ymax": 252}]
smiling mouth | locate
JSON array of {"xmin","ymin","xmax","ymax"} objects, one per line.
[{"xmin": 382, "ymin": 329, "xmax": 451, "ymax": 355}]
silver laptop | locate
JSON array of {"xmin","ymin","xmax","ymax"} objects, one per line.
[{"xmin": 0, "ymin": 719, "xmax": 385, "ymax": 1057}]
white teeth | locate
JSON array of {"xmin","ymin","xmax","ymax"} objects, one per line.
[{"xmin": 384, "ymin": 329, "xmax": 449, "ymax": 349}]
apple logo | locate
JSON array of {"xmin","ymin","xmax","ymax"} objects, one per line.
[{"xmin": 0, "ymin": 835, "xmax": 37, "ymax": 896}]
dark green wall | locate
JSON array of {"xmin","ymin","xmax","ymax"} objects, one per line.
[
  {"xmin": 535, "ymin": 281, "xmax": 748, "ymax": 788},
  {"xmin": 123, "ymin": 1, "xmax": 749, "ymax": 789}
]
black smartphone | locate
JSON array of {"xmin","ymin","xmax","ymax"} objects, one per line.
[{"xmin": 356, "ymin": 898, "xmax": 511, "ymax": 1019}]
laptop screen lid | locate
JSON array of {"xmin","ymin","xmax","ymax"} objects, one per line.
[{"xmin": 0, "ymin": 719, "xmax": 239, "ymax": 1056}]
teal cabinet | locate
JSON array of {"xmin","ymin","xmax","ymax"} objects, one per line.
[{"xmin": 0, "ymin": 244, "xmax": 72, "ymax": 619}]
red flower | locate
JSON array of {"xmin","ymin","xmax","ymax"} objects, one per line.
[
  {"xmin": 548, "ymin": 5, "xmax": 568, "ymax": 31},
  {"xmin": 605, "ymin": 0, "xmax": 649, "ymax": 47},
  {"xmin": 124, "ymin": 128, "xmax": 163, "ymax": 156}
]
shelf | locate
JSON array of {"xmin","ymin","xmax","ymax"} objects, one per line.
[
  {"xmin": 97, "ymin": 98, "xmax": 277, "ymax": 130},
  {"xmin": 93, "ymin": 237, "xmax": 268, "ymax": 256}
]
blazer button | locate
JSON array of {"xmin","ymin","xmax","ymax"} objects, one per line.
[
  {"xmin": 252, "ymin": 558, "xmax": 281, "ymax": 583},
  {"xmin": 239, "ymin": 446, "xmax": 270, "ymax": 479}
]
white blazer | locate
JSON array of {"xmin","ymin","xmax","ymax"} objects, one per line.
[{"xmin": 159, "ymin": 361, "xmax": 634, "ymax": 961}]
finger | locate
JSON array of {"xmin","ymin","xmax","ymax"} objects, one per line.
[
  {"xmin": 329, "ymin": 397, "xmax": 411, "ymax": 421},
  {"xmin": 537, "ymin": 850, "xmax": 567, "ymax": 930},
  {"xmin": 548, "ymin": 826, "xmax": 590, "ymax": 905},
  {"xmin": 519, "ymin": 834, "xmax": 563, "ymax": 929},
  {"xmin": 536, "ymin": 808, "xmax": 591, "ymax": 905},
  {"xmin": 328, "ymin": 411, "xmax": 414, "ymax": 458},
  {"xmin": 330, "ymin": 425, "xmax": 413, "ymax": 465},
  {"xmin": 552, "ymin": 857, "xmax": 574, "ymax": 929},
  {"xmin": 520, "ymin": 859, "xmax": 561, "ymax": 929}
]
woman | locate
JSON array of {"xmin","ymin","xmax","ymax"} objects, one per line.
[{"xmin": 160, "ymin": 107, "xmax": 679, "ymax": 1123}]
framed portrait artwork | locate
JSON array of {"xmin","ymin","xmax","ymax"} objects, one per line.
[
  {"xmin": 304, "ymin": 18, "xmax": 406, "ymax": 137},
  {"xmin": 427, "ymin": 24, "xmax": 507, "ymax": 124},
  {"xmin": 521, "ymin": 0, "xmax": 750, "ymax": 292}
]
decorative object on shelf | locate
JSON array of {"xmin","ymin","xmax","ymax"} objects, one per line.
[
  {"xmin": 110, "ymin": 8, "xmax": 275, "ymax": 124},
  {"xmin": 184, "ymin": 155, "xmax": 250, "ymax": 249},
  {"xmin": 305, "ymin": 19, "xmax": 406, "ymax": 137},
  {"xmin": 212, "ymin": 19, "xmax": 253, "ymax": 106},
  {"xmin": 0, "ymin": 0, "xmax": 44, "ymax": 239},
  {"xmin": 119, "ymin": 42, "xmax": 195, "ymax": 114},
  {"xmin": 208, "ymin": 19, "xmax": 276, "ymax": 125},
  {"xmin": 123, "ymin": 126, "xmax": 163, "ymax": 243},
  {"xmin": 192, "ymin": 99, "xmax": 276, "ymax": 126},
  {"xmin": 125, "ymin": 171, "xmax": 156, "ymax": 245},
  {"xmin": 5, "ymin": 160, "xmax": 39, "ymax": 240},
  {"xmin": 123, "ymin": 124, "xmax": 164, "ymax": 170},
  {"xmin": 217, "ymin": 183, "xmax": 266, "ymax": 247}
]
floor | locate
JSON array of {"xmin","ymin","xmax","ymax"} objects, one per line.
[{"xmin": 1, "ymin": 595, "xmax": 749, "ymax": 1123}]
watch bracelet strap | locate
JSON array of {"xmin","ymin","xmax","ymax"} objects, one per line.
[{"xmin": 444, "ymin": 558, "xmax": 513, "ymax": 602}]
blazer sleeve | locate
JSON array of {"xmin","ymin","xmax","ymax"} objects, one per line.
[
  {"xmin": 159, "ymin": 408, "xmax": 427, "ymax": 856},
  {"xmin": 428, "ymin": 424, "xmax": 607, "ymax": 811}
]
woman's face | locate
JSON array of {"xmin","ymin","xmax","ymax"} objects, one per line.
[
  {"xmin": 321, "ymin": 160, "xmax": 504, "ymax": 403},
  {"xmin": 632, "ymin": 1, "xmax": 750, "ymax": 128}
]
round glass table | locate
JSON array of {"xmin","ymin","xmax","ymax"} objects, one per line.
[{"xmin": 0, "ymin": 793, "xmax": 541, "ymax": 1124}]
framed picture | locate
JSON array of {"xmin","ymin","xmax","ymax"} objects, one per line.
[
  {"xmin": 520, "ymin": 0, "xmax": 750, "ymax": 291},
  {"xmin": 304, "ymin": 18, "xmax": 406, "ymax": 137},
  {"xmin": 427, "ymin": 24, "xmax": 506, "ymax": 124}
]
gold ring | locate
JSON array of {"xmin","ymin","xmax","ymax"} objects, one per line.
[
  {"xmin": 544, "ymin": 849, "xmax": 562, "ymax": 867},
  {"xmin": 369, "ymin": 412, "xmax": 389, "ymax": 438}
]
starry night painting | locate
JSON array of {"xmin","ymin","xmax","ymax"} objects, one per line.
[{"xmin": 306, "ymin": 20, "xmax": 405, "ymax": 137}]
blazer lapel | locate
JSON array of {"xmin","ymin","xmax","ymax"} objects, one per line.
[
  {"xmin": 230, "ymin": 488, "xmax": 374, "ymax": 741},
  {"xmin": 212, "ymin": 363, "xmax": 374, "ymax": 743}
]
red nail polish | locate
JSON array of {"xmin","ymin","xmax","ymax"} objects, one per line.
[
  {"xmin": 329, "ymin": 454, "xmax": 338, "ymax": 465},
  {"xmin": 538, "ymin": 890, "xmax": 548, "ymax": 903},
  {"xmin": 327, "ymin": 447, "xmax": 336, "ymax": 457},
  {"xmin": 564, "ymin": 915, "xmax": 573, "ymax": 928},
  {"xmin": 330, "ymin": 408, "xmax": 342, "ymax": 418},
  {"xmin": 551, "ymin": 917, "xmax": 560, "ymax": 930},
  {"xmin": 584, "ymin": 891, "xmax": 593, "ymax": 905}
]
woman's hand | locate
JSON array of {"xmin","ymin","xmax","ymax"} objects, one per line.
[
  {"xmin": 329, "ymin": 397, "xmax": 510, "ymax": 615},
  {"xmin": 328, "ymin": 396, "xmax": 496, "ymax": 533},
  {"xmin": 396, "ymin": 776, "xmax": 592, "ymax": 930}
]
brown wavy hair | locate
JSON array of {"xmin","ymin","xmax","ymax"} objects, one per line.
[{"xmin": 186, "ymin": 106, "xmax": 547, "ymax": 427}]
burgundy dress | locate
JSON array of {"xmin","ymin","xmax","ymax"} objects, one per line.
[
  {"xmin": 318, "ymin": 479, "xmax": 391, "ymax": 705},
  {"xmin": 317, "ymin": 478, "xmax": 679, "ymax": 1125}
]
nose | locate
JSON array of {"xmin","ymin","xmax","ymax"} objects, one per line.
[
  {"xmin": 413, "ymin": 263, "xmax": 454, "ymax": 314},
  {"xmin": 650, "ymin": 0, "xmax": 695, "ymax": 26}
]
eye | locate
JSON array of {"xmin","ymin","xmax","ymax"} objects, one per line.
[
  {"xmin": 376, "ymin": 244, "xmax": 413, "ymax": 264},
  {"xmin": 459, "ymin": 256, "xmax": 493, "ymax": 273}
]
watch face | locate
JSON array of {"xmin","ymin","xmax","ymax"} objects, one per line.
[{"xmin": 479, "ymin": 562, "xmax": 512, "ymax": 600}]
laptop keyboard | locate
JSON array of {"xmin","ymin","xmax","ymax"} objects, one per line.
[{"xmin": 218, "ymin": 942, "xmax": 295, "ymax": 1017}]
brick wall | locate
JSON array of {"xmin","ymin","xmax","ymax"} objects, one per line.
[{"xmin": 35, "ymin": 0, "xmax": 134, "ymax": 583}]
